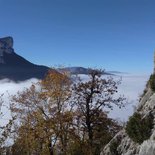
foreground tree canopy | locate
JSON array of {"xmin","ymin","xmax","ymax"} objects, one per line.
[{"xmin": 0, "ymin": 68, "xmax": 125, "ymax": 155}]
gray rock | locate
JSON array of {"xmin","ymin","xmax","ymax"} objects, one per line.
[
  {"xmin": 0, "ymin": 36, "xmax": 14, "ymax": 63},
  {"xmin": 139, "ymin": 140, "xmax": 155, "ymax": 155},
  {"xmin": 0, "ymin": 36, "xmax": 13, "ymax": 48},
  {"xmin": 100, "ymin": 90, "xmax": 155, "ymax": 155}
]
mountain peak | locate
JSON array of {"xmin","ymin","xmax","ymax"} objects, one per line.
[
  {"xmin": 0, "ymin": 36, "xmax": 14, "ymax": 63},
  {"xmin": 0, "ymin": 36, "xmax": 50, "ymax": 81}
]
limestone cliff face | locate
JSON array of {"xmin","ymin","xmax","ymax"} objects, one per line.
[
  {"xmin": 0, "ymin": 36, "xmax": 50, "ymax": 81},
  {"xmin": 0, "ymin": 36, "xmax": 13, "ymax": 50},
  {"xmin": 101, "ymin": 88, "xmax": 155, "ymax": 155},
  {"xmin": 100, "ymin": 55, "xmax": 155, "ymax": 155},
  {"xmin": 0, "ymin": 37, "xmax": 14, "ymax": 63}
]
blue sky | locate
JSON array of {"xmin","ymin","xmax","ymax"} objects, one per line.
[{"xmin": 0, "ymin": 0, "xmax": 154, "ymax": 74}]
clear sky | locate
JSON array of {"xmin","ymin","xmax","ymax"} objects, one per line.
[{"xmin": 0, "ymin": 0, "xmax": 154, "ymax": 74}]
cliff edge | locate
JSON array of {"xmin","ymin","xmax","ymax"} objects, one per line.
[{"xmin": 101, "ymin": 53, "xmax": 155, "ymax": 155}]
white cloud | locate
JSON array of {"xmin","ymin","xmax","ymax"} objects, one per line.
[
  {"xmin": 78, "ymin": 74, "xmax": 149, "ymax": 122},
  {"xmin": 0, "ymin": 78, "xmax": 39, "ymax": 95},
  {"xmin": 0, "ymin": 78, "xmax": 39, "ymax": 125},
  {"xmin": 109, "ymin": 74, "xmax": 149, "ymax": 122},
  {"xmin": 0, "ymin": 74, "xmax": 150, "ymax": 125}
]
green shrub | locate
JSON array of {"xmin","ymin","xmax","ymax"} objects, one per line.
[
  {"xmin": 149, "ymin": 74, "xmax": 155, "ymax": 92},
  {"xmin": 126, "ymin": 112, "xmax": 154, "ymax": 144}
]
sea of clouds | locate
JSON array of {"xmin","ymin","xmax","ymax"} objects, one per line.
[
  {"xmin": 109, "ymin": 74, "xmax": 149, "ymax": 122},
  {"xmin": 78, "ymin": 73, "xmax": 149, "ymax": 121},
  {"xmin": 0, "ymin": 78, "xmax": 39, "ymax": 126},
  {"xmin": 0, "ymin": 74, "xmax": 150, "ymax": 126}
]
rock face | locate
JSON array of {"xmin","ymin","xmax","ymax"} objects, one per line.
[
  {"xmin": 100, "ymin": 89, "xmax": 155, "ymax": 155},
  {"xmin": 0, "ymin": 37, "xmax": 14, "ymax": 63},
  {"xmin": 100, "ymin": 55, "xmax": 155, "ymax": 155},
  {"xmin": 0, "ymin": 36, "xmax": 13, "ymax": 50},
  {"xmin": 0, "ymin": 36, "xmax": 50, "ymax": 81}
]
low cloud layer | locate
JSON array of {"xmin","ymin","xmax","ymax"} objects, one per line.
[
  {"xmin": 109, "ymin": 74, "xmax": 149, "ymax": 121},
  {"xmin": 0, "ymin": 74, "xmax": 150, "ymax": 125},
  {"xmin": 0, "ymin": 78, "xmax": 39, "ymax": 95},
  {"xmin": 0, "ymin": 78, "xmax": 39, "ymax": 125},
  {"xmin": 78, "ymin": 74, "xmax": 149, "ymax": 121}
]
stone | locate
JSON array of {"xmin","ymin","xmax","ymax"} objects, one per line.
[
  {"xmin": 0, "ymin": 36, "xmax": 13, "ymax": 48},
  {"xmin": 0, "ymin": 36, "xmax": 14, "ymax": 63},
  {"xmin": 139, "ymin": 140, "xmax": 155, "ymax": 155}
]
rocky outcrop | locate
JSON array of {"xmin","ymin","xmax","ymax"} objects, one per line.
[
  {"xmin": 0, "ymin": 36, "xmax": 13, "ymax": 48},
  {"xmin": 0, "ymin": 36, "xmax": 50, "ymax": 81},
  {"xmin": 0, "ymin": 37, "xmax": 14, "ymax": 63},
  {"xmin": 101, "ymin": 88, "xmax": 155, "ymax": 155},
  {"xmin": 100, "ymin": 54, "xmax": 155, "ymax": 155}
]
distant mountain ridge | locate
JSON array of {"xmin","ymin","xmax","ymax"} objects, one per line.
[
  {"xmin": 57, "ymin": 67, "xmax": 123, "ymax": 75},
  {"xmin": 0, "ymin": 36, "xmax": 124, "ymax": 81},
  {"xmin": 58, "ymin": 67, "xmax": 90, "ymax": 74},
  {"xmin": 0, "ymin": 36, "xmax": 50, "ymax": 81}
]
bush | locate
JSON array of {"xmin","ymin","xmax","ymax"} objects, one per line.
[
  {"xmin": 149, "ymin": 74, "xmax": 155, "ymax": 92},
  {"xmin": 126, "ymin": 112, "xmax": 154, "ymax": 144}
]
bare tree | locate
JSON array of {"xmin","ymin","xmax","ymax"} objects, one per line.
[{"xmin": 72, "ymin": 69, "xmax": 125, "ymax": 155}]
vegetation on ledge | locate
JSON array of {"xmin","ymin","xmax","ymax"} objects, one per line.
[{"xmin": 126, "ymin": 112, "xmax": 154, "ymax": 144}]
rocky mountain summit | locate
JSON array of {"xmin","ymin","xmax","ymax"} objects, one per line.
[
  {"xmin": 100, "ymin": 54, "xmax": 155, "ymax": 155},
  {"xmin": 0, "ymin": 36, "xmax": 49, "ymax": 81},
  {"xmin": 0, "ymin": 36, "xmax": 14, "ymax": 64}
]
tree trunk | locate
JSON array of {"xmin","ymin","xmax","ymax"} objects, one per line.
[{"xmin": 86, "ymin": 101, "xmax": 93, "ymax": 155}]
